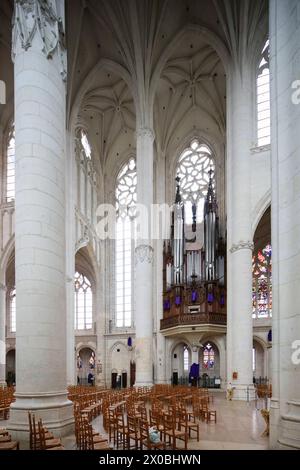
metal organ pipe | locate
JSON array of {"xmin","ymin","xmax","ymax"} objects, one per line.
[
  {"xmin": 173, "ymin": 204, "xmax": 184, "ymax": 284},
  {"xmin": 204, "ymin": 170, "xmax": 218, "ymax": 281}
]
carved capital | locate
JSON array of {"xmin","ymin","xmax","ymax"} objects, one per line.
[
  {"xmin": 76, "ymin": 225, "xmax": 89, "ymax": 251},
  {"xmin": 135, "ymin": 244, "xmax": 154, "ymax": 265},
  {"xmin": 136, "ymin": 127, "xmax": 155, "ymax": 142},
  {"xmin": 12, "ymin": 0, "xmax": 67, "ymax": 81},
  {"xmin": 229, "ymin": 240, "xmax": 254, "ymax": 253}
]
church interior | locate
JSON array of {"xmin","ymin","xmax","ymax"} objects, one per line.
[{"xmin": 0, "ymin": 0, "xmax": 299, "ymax": 452}]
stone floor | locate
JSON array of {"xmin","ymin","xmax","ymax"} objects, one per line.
[{"xmin": 62, "ymin": 391, "xmax": 269, "ymax": 450}]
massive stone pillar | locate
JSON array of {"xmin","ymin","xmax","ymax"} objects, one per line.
[
  {"xmin": 0, "ymin": 283, "xmax": 6, "ymax": 387},
  {"xmin": 269, "ymin": 0, "xmax": 300, "ymax": 449},
  {"xmin": 134, "ymin": 127, "xmax": 154, "ymax": 386},
  {"xmin": 226, "ymin": 62, "xmax": 255, "ymax": 401},
  {"xmin": 8, "ymin": 0, "xmax": 73, "ymax": 440}
]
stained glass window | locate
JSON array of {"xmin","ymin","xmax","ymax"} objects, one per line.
[
  {"xmin": 115, "ymin": 158, "xmax": 136, "ymax": 328},
  {"xmin": 80, "ymin": 130, "xmax": 92, "ymax": 159},
  {"xmin": 74, "ymin": 271, "xmax": 93, "ymax": 330},
  {"xmin": 10, "ymin": 288, "xmax": 16, "ymax": 333},
  {"xmin": 257, "ymin": 40, "xmax": 270, "ymax": 147},
  {"xmin": 183, "ymin": 346, "xmax": 189, "ymax": 371},
  {"xmin": 7, "ymin": 127, "xmax": 15, "ymax": 202},
  {"xmin": 252, "ymin": 244, "xmax": 272, "ymax": 318},
  {"xmin": 203, "ymin": 343, "xmax": 215, "ymax": 369},
  {"xmin": 176, "ymin": 139, "xmax": 215, "ymax": 223}
]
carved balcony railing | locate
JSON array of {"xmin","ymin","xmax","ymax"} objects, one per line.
[{"xmin": 160, "ymin": 312, "xmax": 227, "ymax": 330}]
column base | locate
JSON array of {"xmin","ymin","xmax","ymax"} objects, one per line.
[
  {"xmin": 277, "ymin": 401, "xmax": 300, "ymax": 449},
  {"xmin": 229, "ymin": 384, "xmax": 256, "ymax": 401},
  {"xmin": 7, "ymin": 391, "xmax": 74, "ymax": 449},
  {"xmin": 269, "ymin": 397, "xmax": 280, "ymax": 448}
]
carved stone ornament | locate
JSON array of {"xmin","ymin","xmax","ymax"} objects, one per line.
[
  {"xmin": 12, "ymin": 0, "xmax": 67, "ymax": 81},
  {"xmin": 76, "ymin": 225, "xmax": 90, "ymax": 251},
  {"xmin": 136, "ymin": 127, "xmax": 155, "ymax": 142},
  {"xmin": 229, "ymin": 240, "xmax": 254, "ymax": 253},
  {"xmin": 134, "ymin": 244, "xmax": 154, "ymax": 265}
]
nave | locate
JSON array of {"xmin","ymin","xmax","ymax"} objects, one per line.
[{"xmin": 1, "ymin": 385, "xmax": 269, "ymax": 450}]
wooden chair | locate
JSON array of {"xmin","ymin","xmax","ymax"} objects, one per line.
[
  {"xmin": 126, "ymin": 415, "xmax": 140, "ymax": 450},
  {"xmin": 0, "ymin": 439, "xmax": 19, "ymax": 450},
  {"xmin": 162, "ymin": 412, "xmax": 188, "ymax": 450},
  {"xmin": 139, "ymin": 419, "xmax": 165, "ymax": 450},
  {"xmin": 116, "ymin": 411, "xmax": 127, "ymax": 450},
  {"xmin": 201, "ymin": 403, "xmax": 217, "ymax": 423},
  {"xmin": 84, "ymin": 418, "xmax": 110, "ymax": 450},
  {"xmin": 107, "ymin": 407, "xmax": 117, "ymax": 446},
  {"xmin": 179, "ymin": 409, "xmax": 199, "ymax": 441},
  {"xmin": 38, "ymin": 419, "xmax": 64, "ymax": 450},
  {"xmin": 149, "ymin": 410, "xmax": 164, "ymax": 440},
  {"xmin": 29, "ymin": 412, "xmax": 53, "ymax": 450},
  {"xmin": 206, "ymin": 408, "xmax": 217, "ymax": 423}
]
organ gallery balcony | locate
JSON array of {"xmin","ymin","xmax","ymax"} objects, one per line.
[
  {"xmin": 160, "ymin": 283, "xmax": 227, "ymax": 336},
  {"xmin": 160, "ymin": 312, "xmax": 227, "ymax": 336}
]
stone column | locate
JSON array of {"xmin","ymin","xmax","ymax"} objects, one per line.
[
  {"xmin": 96, "ymin": 241, "xmax": 106, "ymax": 387},
  {"xmin": 0, "ymin": 283, "xmax": 6, "ymax": 387},
  {"xmin": 217, "ymin": 336, "xmax": 226, "ymax": 390},
  {"xmin": 134, "ymin": 127, "xmax": 154, "ymax": 386},
  {"xmin": 65, "ymin": 133, "xmax": 76, "ymax": 386},
  {"xmin": 66, "ymin": 276, "xmax": 75, "ymax": 386},
  {"xmin": 155, "ymin": 150, "xmax": 167, "ymax": 384},
  {"xmin": 226, "ymin": 62, "xmax": 255, "ymax": 401},
  {"xmin": 191, "ymin": 346, "xmax": 199, "ymax": 365},
  {"xmin": 269, "ymin": 0, "xmax": 300, "ymax": 449},
  {"xmin": 8, "ymin": 0, "xmax": 73, "ymax": 440}
]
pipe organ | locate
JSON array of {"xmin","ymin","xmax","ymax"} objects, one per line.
[{"xmin": 162, "ymin": 173, "xmax": 226, "ymax": 322}]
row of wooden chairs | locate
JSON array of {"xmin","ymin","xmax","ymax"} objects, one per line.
[
  {"xmin": 256, "ymin": 384, "xmax": 272, "ymax": 398},
  {"xmin": 105, "ymin": 396, "xmax": 201, "ymax": 450},
  {"xmin": 0, "ymin": 386, "xmax": 15, "ymax": 420},
  {"xmin": 0, "ymin": 427, "xmax": 19, "ymax": 450},
  {"xmin": 74, "ymin": 405, "xmax": 110, "ymax": 450},
  {"xmin": 28, "ymin": 412, "xmax": 65, "ymax": 450}
]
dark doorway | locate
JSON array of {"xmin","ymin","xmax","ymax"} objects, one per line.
[
  {"xmin": 111, "ymin": 372, "xmax": 117, "ymax": 389},
  {"xmin": 6, "ymin": 349, "xmax": 16, "ymax": 385},
  {"xmin": 130, "ymin": 361, "xmax": 136, "ymax": 387},
  {"xmin": 172, "ymin": 371, "xmax": 178, "ymax": 386},
  {"xmin": 122, "ymin": 372, "xmax": 127, "ymax": 388}
]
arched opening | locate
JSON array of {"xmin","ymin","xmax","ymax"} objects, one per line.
[
  {"xmin": 256, "ymin": 39, "xmax": 270, "ymax": 147},
  {"xmin": 253, "ymin": 340, "xmax": 266, "ymax": 383},
  {"xmin": 252, "ymin": 206, "xmax": 272, "ymax": 319},
  {"xmin": 199, "ymin": 341, "xmax": 220, "ymax": 388},
  {"xmin": 5, "ymin": 249, "xmax": 15, "ymax": 335},
  {"xmin": 176, "ymin": 140, "xmax": 215, "ymax": 224},
  {"xmin": 77, "ymin": 347, "xmax": 95, "ymax": 386},
  {"xmin": 171, "ymin": 342, "xmax": 191, "ymax": 385},
  {"xmin": 111, "ymin": 343, "xmax": 131, "ymax": 389},
  {"xmin": 75, "ymin": 247, "xmax": 97, "ymax": 331},
  {"xmin": 115, "ymin": 157, "xmax": 137, "ymax": 328},
  {"xmin": 6, "ymin": 125, "xmax": 15, "ymax": 203},
  {"xmin": 6, "ymin": 349, "xmax": 15, "ymax": 386}
]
